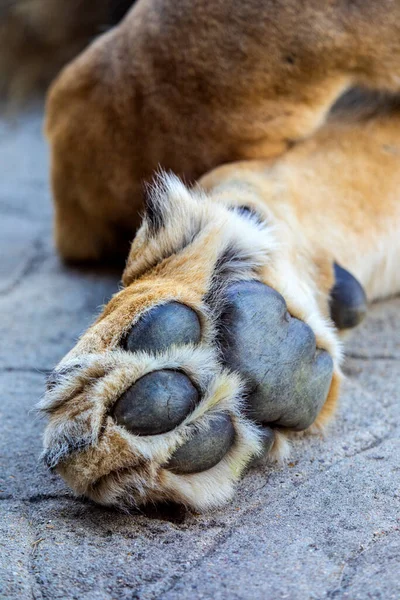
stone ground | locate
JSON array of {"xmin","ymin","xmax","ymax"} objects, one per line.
[{"xmin": 0, "ymin": 109, "xmax": 399, "ymax": 600}]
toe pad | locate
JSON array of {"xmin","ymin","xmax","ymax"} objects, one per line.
[
  {"xmin": 123, "ymin": 302, "xmax": 201, "ymax": 353},
  {"xmin": 112, "ymin": 370, "xmax": 199, "ymax": 435},
  {"xmin": 330, "ymin": 263, "xmax": 367, "ymax": 330},
  {"xmin": 166, "ymin": 414, "xmax": 235, "ymax": 474}
]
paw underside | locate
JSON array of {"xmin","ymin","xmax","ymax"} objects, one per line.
[{"xmin": 39, "ymin": 181, "xmax": 365, "ymax": 511}]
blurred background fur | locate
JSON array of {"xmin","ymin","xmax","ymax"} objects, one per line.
[{"xmin": 0, "ymin": 0, "xmax": 135, "ymax": 105}]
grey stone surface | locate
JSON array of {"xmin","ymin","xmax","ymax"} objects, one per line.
[{"xmin": 0, "ymin": 110, "xmax": 399, "ymax": 600}]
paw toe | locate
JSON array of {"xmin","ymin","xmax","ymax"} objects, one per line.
[
  {"xmin": 165, "ymin": 414, "xmax": 235, "ymax": 474},
  {"xmin": 123, "ymin": 302, "xmax": 201, "ymax": 353},
  {"xmin": 112, "ymin": 370, "xmax": 199, "ymax": 435},
  {"xmin": 330, "ymin": 263, "xmax": 367, "ymax": 329}
]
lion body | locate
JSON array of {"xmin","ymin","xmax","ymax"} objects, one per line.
[{"xmin": 44, "ymin": 0, "xmax": 400, "ymax": 267}]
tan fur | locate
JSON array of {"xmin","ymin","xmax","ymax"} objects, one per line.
[
  {"xmin": 38, "ymin": 0, "xmax": 400, "ymax": 510},
  {"xmin": 46, "ymin": 0, "xmax": 400, "ymax": 261}
]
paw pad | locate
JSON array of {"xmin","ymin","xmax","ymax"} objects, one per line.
[
  {"xmin": 123, "ymin": 302, "xmax": 201, "ymax": 353},
  {"xmin": 42, "ymin": 276, "xmax": 336, "ymax": 510},
  {"xmin": 165, "ymin": 413, "xmax": 236, "ymax": 474},
  {"xmin": 218, "ymin": 281, "xmax": 334, "ymax": 430},
  {"xmin": 112, "ymin": 369, "xmax": 199, "ymax": 435},
  {"xmin": 330, "ymin": 263, "xmax": 367, "ymax": 330}
]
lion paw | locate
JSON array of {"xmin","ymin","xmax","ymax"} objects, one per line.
[{"xmin": 39, "ymin": 174, "xmax": 342, "ymax": 511}]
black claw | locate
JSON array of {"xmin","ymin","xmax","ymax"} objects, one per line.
[
  {"xmin": 330, "ymin": 263, "xmax": 367, "ymax": 330},
  {"xmin": 165, "ymin": 414, "xmax": 235, "ymax": 474},
  {"xmin": 218, "ymin": 281, "xmax": 333, "ymax": 430},
  {"xmin": 112, "ymin": 370, "xmax": 199, "ymax": 435},
  {"xmin": 123, "ymin": 302, "xmax": 201, "ymax": 354}
]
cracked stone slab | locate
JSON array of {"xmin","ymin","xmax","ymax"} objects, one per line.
[
  {"xmin": 344, "ymin": 297, "xmax": 400, "ymax": 359},
  {"xmin": 0, "ymin": 251, "xmax": 119, "ymax": 371},
  {"xmin": 338, "ymin": 531, "xmax": 400, "ymax": 600},
  {"xmin": 0, "ymin": 503, "xmax": 34, "ymax": 599},
  {"xmin": 0, "ymin": 109, "xmax": 399, "ymax": 600},
  {"xmin": 0, "ymin": 213, "xmax": 45, "ymax": 294},
  {"xmin": 0, "ymin": 110, "xmax": 51, "ymax": 220}
]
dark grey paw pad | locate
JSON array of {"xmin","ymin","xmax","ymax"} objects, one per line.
[
  {"xmin": 219, "ymin": 281, "xmax": 333, "ymax": 431},
  {"xmin": 112, "ymin": 370, "xmax": 199, "ymax": 435},
  {"xmin": 330, "ymin": 263, "xmax": 367, "ymax": 330},
  {"xmin": 123, "ymin": 302, "xmax": 201, "ymax": 354},
  {"xmin": 165, "ymin": 414, "xmax": 235, "ymax": 474}
]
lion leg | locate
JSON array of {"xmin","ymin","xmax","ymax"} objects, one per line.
[
  {"xmin": 39, "ymin": 163, "xmax": 399, "ymax": 511},
  {"xmin": 46, "ymin": 0, "xmax": 400, "ymax": 262}
]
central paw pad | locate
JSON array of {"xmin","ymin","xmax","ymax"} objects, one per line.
[{"xmin": 219, "ymin": 281, "xmax": 333, "ymax": 430}]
